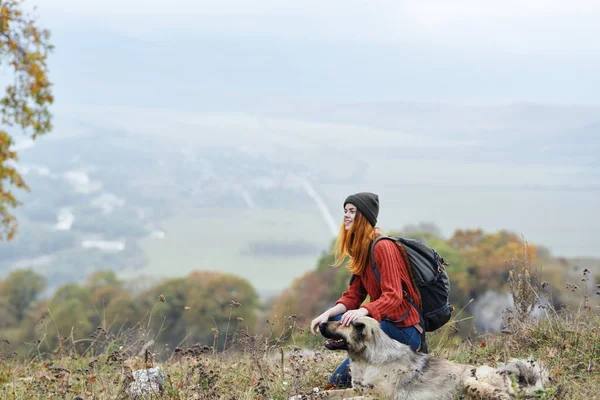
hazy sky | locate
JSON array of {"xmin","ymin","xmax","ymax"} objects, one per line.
[
  {"xmin": 27, "ymin": 0, "xmax": 600, "ymax": 106},
  {"xmin": 36, "ymin": 0, "xmax": 600, "ymax": 54},
  {"xmin": 5, "ymin": 1, "xmax": 599, "ymax": 262},
  {"xmin": 35, "ymin": 0, "xmax": 600, "ymax": 46}
]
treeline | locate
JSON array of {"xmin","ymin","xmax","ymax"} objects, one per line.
[
  {"xmin": 268, "ymin": 228, "xmax": 594, "ymax": 336},
  {"xmin": 0, "ymin": 228, "xmax": 596, "ymax": 358},
  {"xmin": 0, "ymin": 269, "xmax": 262, "ymax": 357}
]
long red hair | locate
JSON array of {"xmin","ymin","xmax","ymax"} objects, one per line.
[{"xmin": 332, "ymin": 211, "xmax": 381, "ymax": 275}]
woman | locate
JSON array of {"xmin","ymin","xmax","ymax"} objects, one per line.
[{"xmin": 309, "ymin": 191, "xmax": 423, "ymax": 388}]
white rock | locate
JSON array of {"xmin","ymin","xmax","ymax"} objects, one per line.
[{"xmin": 127, "ymin": 367, "xmax": 167, "ymax": 399}]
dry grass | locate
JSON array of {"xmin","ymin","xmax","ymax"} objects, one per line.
[
  {"xmin": 425, "ymin": 244, "xmax": 600, "ymax": 400},
  {"xmin": 0, "ymin": 322, "xmax": 345, "ymax": 400},
  {"xmin": 1, "ymin": 248, "xmax": 599, "ymax": 399}
]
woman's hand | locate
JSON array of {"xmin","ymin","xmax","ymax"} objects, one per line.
[
  {"xmin": 310, "ymin": 311, "xmax": 331, "ymax": 336},
  {"xmin": 340, "ymin": 308, "xmax": 369, "ymax": 326}
]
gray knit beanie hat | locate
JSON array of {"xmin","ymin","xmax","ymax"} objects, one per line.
[{"xmin": 343, "ymin": 192, "xmax": 379, "ymax": 227}]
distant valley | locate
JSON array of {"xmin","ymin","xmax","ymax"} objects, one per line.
[{"xmin": 1, "ymin": 102, "xmax": 598, "ymax": 298}]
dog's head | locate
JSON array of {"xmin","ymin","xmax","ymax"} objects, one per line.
[{"xmin": 318, "ymin": 316, "xmax": 379, "ymax": 355}]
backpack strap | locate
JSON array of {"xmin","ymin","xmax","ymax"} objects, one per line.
[
  {"xmin": 369, "ymin": 236, "xmax": 429, "ymax": 353},
  {"xmin": 368, "ymin": 235, "xmax": 388, "ymax": 282}
]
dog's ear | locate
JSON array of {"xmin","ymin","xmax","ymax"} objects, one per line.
[
  {"xmin": 350, "ymin": 320, "xmax": 370, "ymax": 346},
  {"xmin": 352, "ymin": 320, "xmax": 366, "ymax": 333}
]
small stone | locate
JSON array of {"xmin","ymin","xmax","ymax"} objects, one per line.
[{"xmin": 126, "ymin": 367, "xmax": 167, "ymax": 399}]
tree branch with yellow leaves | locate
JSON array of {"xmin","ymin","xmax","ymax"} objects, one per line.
[{"xmin": 0, "ymin": 0, "xmax": 53, "ymax": 240}]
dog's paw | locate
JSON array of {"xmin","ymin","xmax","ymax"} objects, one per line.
[
  {"xmin": 489, "ymin": 388, "xmax": 511, "ymax": 400},
  {"xmin": 464, "ymin": 384, "xmax": 511, "ymax": 400}
]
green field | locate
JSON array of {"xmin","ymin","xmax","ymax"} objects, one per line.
[{"xmin": 125, "ymin": 207, "xmax": 334, "ymax": 297}]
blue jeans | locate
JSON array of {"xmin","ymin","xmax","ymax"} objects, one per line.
[{"xmin": 327, "ymin": 313, "xmax": 421, "ymax": 388}]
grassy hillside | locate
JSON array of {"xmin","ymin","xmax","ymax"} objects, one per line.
[{"xmin": 0, "ymin": 261, "xmax": 598, "ymax": 399}]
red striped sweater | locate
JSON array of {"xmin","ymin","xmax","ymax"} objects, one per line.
[{"xmin": 335, "ymin": 239, "xmax": 422, "ymax": 328}]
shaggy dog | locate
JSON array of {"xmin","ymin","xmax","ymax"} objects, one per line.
[{"xmin": 316, "ymin": 316, "xmax": 549, "ymax": 400}]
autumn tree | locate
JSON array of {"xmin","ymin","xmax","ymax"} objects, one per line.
[
  {"xmin": 0, "ymin": 268, "xmax": 46, "ymax": 322},
  {"xmin": 134, "ymin": 271, "xmax": 261, "ymax": 348},
  {"xmin": 182, "ymin": 271, "xmax": 260, "ymax": 348},
  {"xmin": 85, "ymin": 270, "xmax": 124, "ymax": 307},
  {"xmin": 46, "ymin": 283, "xmax": 94, "ymax": 349},
  {"xmin": 0, "ymin": 275, "xmax": 16, "ymax": 328},
  {"xmin": 449, "ymin": 229, "xmax": 537, "ymax": 294},
  {"xmin": 266, "ymin": 243, "xmax": 353, "ymax": 343},
  {"xmin": 268, "ymin": 267, "xmax": 340, "ymax": 339},
  {"xmin": 0, "ymin": 0, "xmax": 53, "ymax": 240}
]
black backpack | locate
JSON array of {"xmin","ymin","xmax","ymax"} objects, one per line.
[{"xmin": 352, "ymin": 235, "xmax": 452, "ymax": 353}]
